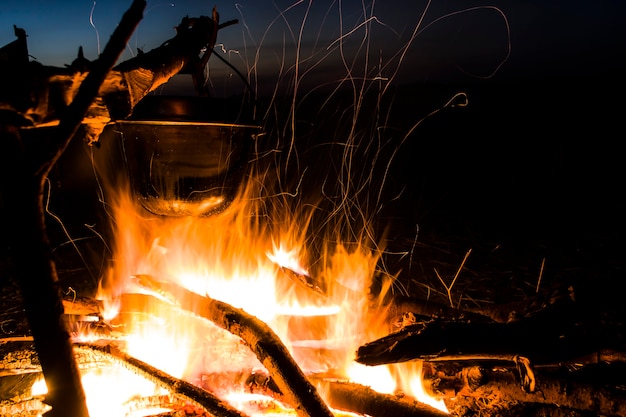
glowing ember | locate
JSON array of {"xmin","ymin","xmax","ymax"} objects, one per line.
[
  {"xmin": 345, "ymin": 363, "xmax": 396, "ymax": 394},
  {"xmin": 225, "ymin": 392, "xmax": 297, "ymax": 416},
  {"xmin": 224, "ymin": 392, "xmax": 364, "ymax": 417},
  {"xmin": 32, "ymin": 367, "xmax": 171, "ymax": 417}
]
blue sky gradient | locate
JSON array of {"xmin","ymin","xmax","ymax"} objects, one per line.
[{"xmin": 2, "ymin": 1, "xmax": 624, "ymax": 92}]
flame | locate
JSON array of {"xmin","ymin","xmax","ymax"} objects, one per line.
[
  {"xmin": 267, "ymin": 242, "xmax": 310, "ymax": 276},
  {"xmin": 30, "ymin": 377, "xmax": 47, "ymax": 397},
  {"xmin": 225, "ymin": 392, "xmax": 298, "ymax": 416},
  {"xmin": 346, "ymin": 363, "xmax": 396, "ymax": 394},
  {"xmin": 31, "ymin": 367, "xmax": 171, "ymax": 417},
  {"xmin": 84, "ymin": 178, "xmax": 448, "ymax": 414},
  {"xmin": 78, "ymin": 12, "xmax": 449, "ymax": 408},
  {"xmin": 395, "ymin": 362, "xmax": 449, "ymax": 413}
]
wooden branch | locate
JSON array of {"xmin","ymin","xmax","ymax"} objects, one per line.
[
  {"xmin": 1, "ymin": 124, "xmax": 91, "ymax": 417},
  {"xmin": 2, "ymin": 6, "xmax": 233, "ymax": 147},
  {"xmin": 0, "ymin": 3, "xmax": 146, "ymax": 417},
  {"xmin": 133, "ymin": 274, "xmax": 335, "ymax": 417},
  {"xmin": 356, "ymin": 303, "xmax": 626, "ymax": 367},
  {"xmin": 0, "ymin": 338, "xmax": 250, "ymax": 417},
  {"xmin": 38, "ymin": 0, "xmax": 146, "ymax": 178},
  {"xmin": 178, "ymin": 7, "xmax": 220, "ymax": 96},
  {"xmin": 77, "ymin": 342, "xmax": 250, "ymax": 417},
  {"xmin": 112, "ymin": 10, "xmax": 221, "ymax": 108}
]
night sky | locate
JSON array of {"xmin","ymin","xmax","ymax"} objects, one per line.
[{"xmin": 2, "ymin": 0, "xmax": 625, "ymax": 91}]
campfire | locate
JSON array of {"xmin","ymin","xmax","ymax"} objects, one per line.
[
  {"xmin": 1, "ymin": 2, "xmax": 449, "ymax": 415},
  {"xmin": 2, "ymin": 150, "xmax": 452, "ymax": 417},
  {"xmin": 2, "ymin": 2, "xmax": 626, "ymax": 417},
  {"xmin": 89, "ymin": 167, "xmax": 452, "ymax": 416}
]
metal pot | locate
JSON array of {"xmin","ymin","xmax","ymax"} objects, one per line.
[{"xmin": 117, "ymin": 96, "xmax": 261, "ymax": 216}]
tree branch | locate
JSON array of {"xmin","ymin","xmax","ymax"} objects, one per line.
[{"xmin": 36, "ymin": 0, "xmax": 146, "ymax": 179}]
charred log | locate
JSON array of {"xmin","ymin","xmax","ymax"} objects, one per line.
[
  {"xmin": 356, "ymin": 300, "xmax": 626, "ymax": 368},
  {"xmin": 389, "ymin": 279, "xmax": 579, "ymax": 325},
  {"xmin": 133, "ymin": 274, "xmax": 335, "ymax": 417}
]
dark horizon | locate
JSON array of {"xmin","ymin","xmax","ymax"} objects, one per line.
[{"xmin": 2, "ymin": 1, "xmax": 625, "ymax": 94}]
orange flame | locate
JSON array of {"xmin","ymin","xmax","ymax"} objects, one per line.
[
  {"xmin": 87, "ymin": 173, "xmax": 448, "ymax": 414},
  {"xmin": 32, "ymin": 367, "xmax": 171, "ymax": 417}
]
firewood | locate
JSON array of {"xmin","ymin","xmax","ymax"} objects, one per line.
[
  {"xmin": 133, "ymin": 274, "xmax": 335, "ymax": 417},
  {"xmin": 0, "ymin": 371, "xmax": 42, "ymax": 401},
  {"xmin": 0, "ymin": 338, "xmax": 249, "ymax": 417},
  {"xmin": 356, "ymin": 301, "xmax": 626, "ymax": 368},
  {"xmin": 278, "ymin": 266, "xmax": 326, "ymax": 296},
  {"xmin": 77, "ymin": 342, "xmax": 250, "ymax": 417},
  {"xmin": 0, "ymin": 398, "xmax": 47, "ymax": 417},
  {"xmin": 312, "ymin": 378, "xmax": 449, "ymax": 417},
  {"xmin": 196, "ymin": 368, "xmax": 448, "ymax": 417},
  {"xmin": 389, "ymin": 281, "xmax": 579, "ymax": 326}
]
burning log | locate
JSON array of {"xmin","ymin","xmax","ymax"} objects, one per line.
[
  {"xmin": 77, "ymin": 342, "xmax": 250, "ymax": 417},
  {"xmin": 195, "ymin": 367, "xmax": 448, "ymax": 417},
  {"xmin": 1, "ymin": 338, "xmax": 250, "ymax": 417},
  {"xmin": 61, "ymin": 296, "xmax": 103, "ymax": 319},
  {"xmin": 313, "ymin": 378, "xmax": 449, "ymax": 417},
  {"xmin": 133, "ymin": 274, "xmax": 335, "ymax": 417}
]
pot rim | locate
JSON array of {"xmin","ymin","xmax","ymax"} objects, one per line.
[{"xmin": 116, "ymin": 120, "xmax": 262, "ymax": 129}]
